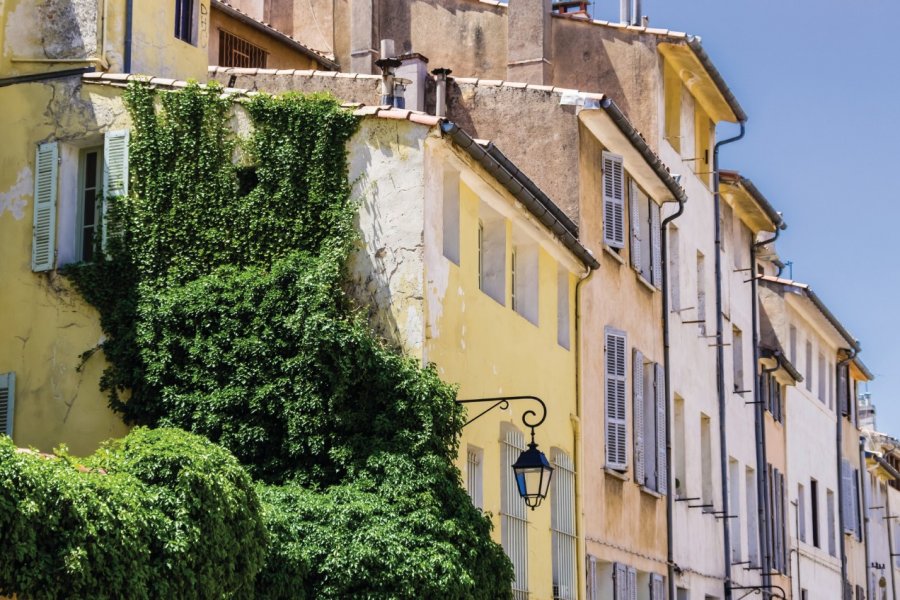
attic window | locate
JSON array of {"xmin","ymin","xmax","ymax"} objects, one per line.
[{"xmin": 219, "ymin": 30, "xmax": 268, "ymax": 68}]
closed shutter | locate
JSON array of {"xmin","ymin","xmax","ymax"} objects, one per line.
[
  {"xmin": 633, "ymin": 348, "xmax": 645, "ymax": 486},
  {"xmin": 650, "ymin": 201, "xmax": 662, "ymax": 289},
  {"xmin": 630, "ymin": 180, "xmax": 641, "ymax": 269},
  {"xmin": 586, "ymin": 555, "xmax": 598, "ymax": 600},
  {"xmin": 838, "ymin": 363, "xmax": 849, "ymax": 416},
  {"xmin": 32, "ymin": 142, "xmax": 58, "ymax": 272},
  {"xmin": 605, "ymin": 328, "xmax": 628, "ymax": 470},
  {"xmin": 613, "ymin": 562, "xmax": 627, "ymax": 600},
  {"xmin": 842, "ymin": 459, "xmax": 855, "ymax": 534},
  {"xmin": 853, "ymin": 469, "xmax": 861, "ymax": 540},
  {"xmin": 627, "ymin": 566, "xmax": 637, "ymax": 600},
  {"xmin": 655, "ymin": 362, "xmax": 667, "ymax": 495},
  {"xmin": 650, "ymin": 573, "xmax": 665, "ymax": 600},
  {"xmin": 602, "ymin": 152, "xmax": 625, "ymax": 248},
  {"xmin": 798, "ymin": 484, "xmax": 806, "ymax": 542},
  {"xmin": 0, "ymin": 373, "xmax": 15, "ymax": 438},
  {"xmin": 102, "ymin": 129, "xmax": 129, "ymax": 251}
]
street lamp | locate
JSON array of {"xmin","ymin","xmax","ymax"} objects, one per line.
[{"xmin": 455, "ymin": 395, "xmax": 553, "ymax": 509}]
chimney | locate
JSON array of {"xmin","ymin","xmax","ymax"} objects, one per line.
[
  {"xmin": 507, "ymin": 0, "xmax": 552, "ymax": 85},
  {"xmin": 350, "ymin": 0, "xmax": 376, "ymax": 73},
  {"xmin": 432, "ymin": 68, "xmax": 452, "ymax": 118},
  {"xmin": 375, "ymin": 39, "xmax": 402, "ymax": 106},
  {"xmin": 395, "ymin": 53, "xmax": 430, "ymax": 112},
  {"xmin": 620, "ymin": 0, "xmax": 642, "ymax": 25}
]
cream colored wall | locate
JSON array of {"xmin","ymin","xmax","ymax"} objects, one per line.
[
  {"xmin": 130, "ymin": 0, "xmax": 210, "ymax": 79},
  {"xmin": 0, "ymin": 81, "xmax": 132, "ymax": 455}
]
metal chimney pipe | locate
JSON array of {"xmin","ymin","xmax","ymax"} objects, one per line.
[
  {"xmin": 631, "ymin": 0, "xmax": 642, "ymax": 25},
  {"xmin": 619, "ymin": 0, "xmax": 631, "ymax": 24},
  {"xmin": 432, "ymin": 67, "xmax": 452, "ymax": 118},
  {"xmin": 375, "ymin": 39, "xmax": 401, "ymax": 106}
]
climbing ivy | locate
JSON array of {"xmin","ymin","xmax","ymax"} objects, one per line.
[{"xmin": 59, "ymin": 81, "xmax": 513, "ymax": 598}]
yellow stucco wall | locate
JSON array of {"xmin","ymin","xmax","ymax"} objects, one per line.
[
  {"xmin": 0, "ymin": 80, "xmax": 132, "ymax": 455},
  {"xmin": 208, "ymin": 8, "xmax": 321, "ymax": 70}
]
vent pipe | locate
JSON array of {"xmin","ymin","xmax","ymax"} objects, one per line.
[
  {"xmin": 432, "ymin": 68, "xmax": 452, "ymax": 118},
  {"xmin": 375, "ymin": 39, "xmax": 401, "ymax": 106},
  {"xmin": 620, "ymin": 0, "xmax": 643, "ymax": 25}
]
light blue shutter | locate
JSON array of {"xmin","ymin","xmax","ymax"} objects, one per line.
[
  {"xmin": 627, "ymin": 566, "xmax": 637, "ymax": 600},
  {"xmin": 603, "ymin": 152, "xmax": 625, "ymax": 248},
  {"xmin": 605, "ymin": 328, "xmax": 628, "ymax": 470},
  {"xmin": 0, "ymin": 373, "xmax": 15, "ymax": 438},
  {"xmin": 102, "ymin": 129, "xmax": 129, "ymax": 251},
  {"xmin": 630, "ymin": 180, "xmax": 641, "ymax": 269},
  {"xmin": 613, "ymin": 562, "xmax": 627, "ymax": 600},
  {"xmin": 32, "ymin": 142, "xmax": 58, "ymax": 272},
  {"xmin": 633, "ymin": 348, "xmax": 645, "ymax": 486},
  {"xmin": 655, "ymin": 362, "xmax": 667, "ymax": 495},
  {"xmin": 650, "ymin": 201, "xmax": 662, "ymax": 288}
]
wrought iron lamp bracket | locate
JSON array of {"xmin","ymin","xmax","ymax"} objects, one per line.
[{"xmin": 456, "ymin": 395, "xmax": 548, "ymax": 442}]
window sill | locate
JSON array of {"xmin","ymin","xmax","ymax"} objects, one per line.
[
  {"xmin": 603, "ymin": 245, "xmax": 625, "ymax": 266},
  {"xmin": 640, "ymin": 486, "xmax": 663, "ymax": 499},
  {"xmin": 604, "ymin": 467, "xmax": 629, "ymax": 481},
  {"xmin": 636, "ymin": 273, "xmax": 658, "ymax": 294}
]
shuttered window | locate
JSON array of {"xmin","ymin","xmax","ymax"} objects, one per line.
[
  {"xmin": 605, "ymin": 328, "xmax": 628, "ymax": 471},
  {"xmin": 650, "ymin": 574, "xmax": 665, "ymax": 600},
  {"xmin": 102, "ymin": 129, "xmax": 129, "ymax": 253},
  {"xmin": 630, "ymin": 180, "xmax": 642, "ymax": 271},
  {"xmin": 502, "ymin": 428, "xmax": 529, "ymax": 600},
  {"xmin": 602, "ymin": 152, "xmax": 625, "ymax": 249},
  {"xmin": 613, "ymin": 562, "xmax": 628, "ymax": 600},
  {"xmin": 551, "ymin": 450, "xmax": 576, "ymax": 600},
  {"xmin": 586, "ymin": 555, "xmax": 599, "ymax": 600},
  {"xmin": 842, "ymin": 458, "xmax": 857, "ymax": 534},
  {"xmin": 0, "ymin": 373, "xmax": 15, "ymax": 438},
  {"xmin": 798, "ymin": 483, "xmax": 806, "ymax": 543},
  {"xmin": 827, "ymin": 488, "xmax": 836, "ymax": 556},
  {"xmin": 32, "ymin": 142, "xmax": 58, "ymax": 272},
  {"xmin": 650, "ymin": 201, "xmax": 662, "ymax": 289},
  {"xmin": 633, "ymin": 348, "xmax": 645, "ymax": 486},
  {"xmin": 655, "ymin": 363, "xmax": 667, "ymax": 495}
]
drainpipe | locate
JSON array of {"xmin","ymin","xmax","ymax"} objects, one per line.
[
  {"xmin": 888, "ymin": 478, "xmax": 897, "ymax": 600},
  {"xmin": 574, "ymin": 265, "xmax": 596, "ymax": 600},
  {"xmin": 838, "ymin": 347, "xmax": 858, "ymax": 599},
  {"xmin": 861, "ymin": 437, "xmax": 873, "ymax": 600},
  {"xmin": 432, "ymin": 68, "xmax": 452, "ymax": 118},
  {"xmin": 124, "ymin": 0, "xmax": 134, "ymax": 72},
  {"xmin": 751, "ymin": 223, "xmax": 784, "ymax": 595},
  {"xmin": 714, "ymin": 121, "xmax": 746, "ymax": 600},
  {"xmin": 661, "ymin": 190, "xmax": 686, "ymax": 600}
]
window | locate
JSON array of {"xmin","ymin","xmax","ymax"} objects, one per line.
[
  {"xmin": 729, "ymin": 458, "xmax": 741, "ymax": 561},
  {"xmin": 818, "ymin": 352, "xmax": 827, "ymax": 403},
  {"xmin": 77, "ymin": 147, "xmax": 102, "ymax": 262},
  {"xmin": 501, "ymin": 427, "xmax": 529, "ymax": 599},
  {"xmin": 732, "ymin": 326, "xmax": 744, "ymax": 392},
  {"xmin": 842, "ymin": 458, "xmax": 857, "ymax": 534},
  {"xmin": 761, "ymin": 370, "xmax": 783, "ymax": 422},
  {"xmin": 694, "ymin": 107, "xmax": 713, "ymax": 187},
  {"xmin": 441, "ymin": 169, "xmax": 460, "ymax": 264},
  {"xmin": 477, "ymin": 206, "xmax": 506, "ymax": 304},
  {"xmin": 629, "ymin": 181, "xmax": 662, "ymax": 288},
  {"xmin": 650, "ymin": 574, "xmax": 665, "ymax": 600},
  {"xmin": 674, "ymin": 396, "xmax": 686, "ymax": 497},
  {"xmin": 701, "ymin": 414, "xmax": 713, "ymax": 504},
  {"xmin": 551, "ymin": 450, "xmax": 576, "ymax": 600},
  {"xmin": 789, "ymin": 325, "xmax": 798, "ymax": 365},
  {"xmin": 767, "ymin": 466, "xmax": 787, "ymax": 573},
  {"xmin": 827, "ymin": 488, "xmax": 836, "ymax": 556},
  {"xmin": 633, "ymin": 350, "xmax": 665, "ymax": 493},
  {"xmin": 746, "ymin": 467, "xmax": 759, "ymax": 566},
  {"xmin": 557, "ymin": 267, "xmax": 570, "ymax": 349},
  {"xmin": 664, "ymin": 60, "xmax": 682, "ymax": 153},
  {"xmin": 218, "ymin": 30, "xmax": 268, "ymax": 68},
  {"xmin": 466, "ymin": 446, "xmax": 483, "ymax": 509},
  {"xmin": 805, "ymin": 340, "xmax": 813, "ymax": 392},
  {"xmin": 798, "ymin": 483, "xmax": 806, "ymax": 543},
  {"xmin": 810, "ymin": 479, "xmax": 820, "ymax": 548},
  {"xmin": 511, "ymin": 243, "xmax": 538, "ymax": 325},
  {"xmin": 697, "ymin": 252, "xmax": 707, "ymax": 336},
  {"xmin": 602, "ymin": 152, "xmax": 625, "ymax": 250},
  {"xmin": 605, "ymin": 328, "xmax": 628, "ymax": 471},
  {"xmin": 828, "ymin": 361, "xmax": 835, "ymax": 411},
  {"xmin": 669, "ymin": 224, "xmax": 681, "ymax": 312},
  {"xmin": 0, "ymin": 373, "xmax": 15, "ymax": 438},
  {"xmin": 612, "ymin": 563, "xmax": 636, "ymax": 600},
  {"xmin": 174, "ymin": 0, "xmax": 197, "ymax": 44}
]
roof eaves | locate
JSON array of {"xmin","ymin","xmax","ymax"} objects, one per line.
[
  {"xmin": 760, "ymin": 346, "xmax": 803, "ymax": 383},
  {"xmin": 739, "ymin": 177, "xmax": 786, "ymax": 231},
  {"xmin": 441, "ymin": 121, "xmax": 599, "ymax": 270},
  {"xmin": 211, "ymin": 0, "xmax": 339, "ymax": 70},
  {"xmin": 685, "ymin": 36, "xmax": 747, "ymax": 123}
]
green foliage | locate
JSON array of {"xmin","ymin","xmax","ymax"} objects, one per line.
[
  {"xmin": 60, "ymin": 80, "xmax": 514, "ymax": 598},
  {"xmin": 0, "ymin": 428, "xmax": 265, "ymax": 600}
]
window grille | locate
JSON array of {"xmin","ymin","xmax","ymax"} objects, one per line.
[
  {"xmin": 551, "ymin": 450, "xmax": 576, "ymax": 600},
  {"xmin": 502, "ymin": 428, "xmax": 529, "ymax": 600},
  {"xmin": 218, "ymin": 30, "xmax": 268, "ymax": 68}
]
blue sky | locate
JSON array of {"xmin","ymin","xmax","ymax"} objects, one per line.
[{"xmin": 592, "ymin": 1, "xmax": 900, "ymax": 433}]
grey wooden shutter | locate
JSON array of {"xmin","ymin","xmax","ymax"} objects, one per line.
[
  {"xmin": 586, "ymin": 555, "xmax": 598, "ymax": 600},
  {"xmin": 630, "ymin": 180, "xmax": 641, "ymax": 269},
  {"xmin": 650, "ymin": 574, "xmax": 664, "ymax": 600},
  {"xmin": 627, "ymin": 566, "xmax": 637, "ymax": 600},
  {"xmin": 650, "ymin": 201, "xmax": 662, "ymax": 288},
  {"xmin": 102, "ymin": 129, "xmax": 129, "ymax": 252},
  {"xmin": 0, "ymin": 373, "xmax": 14, "ymax": 438},
  {"xmin": 853, "ymin": 469, "xmax": 861, "ymax": 540},
  {"xmin": 838, "ymin": 363, "xmax": 849, "ymax": 416},
  {"xmin": 655, "ymin": 362, "xmax": 667, "ymax": 495},
  {"xmin": 606, "ymin": 328, "xmax": 628, "ymax": 470},
  {"xmin": 633, "ymin": 348, "xmax": 645, "ymax": 486},
  {"xmin": 842, "ymin": 459, "xmax": 855, "ymax": 534},
  {"xmin": 613, "ymin": 562, "xmax": 627, "ymax": 600},
  {"xmin": 603, "ymin": 152, "xmax": 625, "ymax": 248},
  {"xmin": 32, "ymin": 142, "xmax": 58, "ymax": 272}
]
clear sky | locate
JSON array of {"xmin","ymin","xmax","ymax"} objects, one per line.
[{"xmin": 590, "ymin": 1, "xmax": 900, "ymax": 434}]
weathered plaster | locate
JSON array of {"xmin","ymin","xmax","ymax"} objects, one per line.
[{"xmin": 0, "ymin": 166, "xmax": 31, "ymax": 220}]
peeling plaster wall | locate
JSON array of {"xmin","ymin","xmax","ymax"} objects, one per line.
[{"xmin": 0, "ymin": 79, "xmax": 131, "ymax": 455}]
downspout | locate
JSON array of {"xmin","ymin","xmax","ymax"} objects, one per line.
[
  {"xmin": 751, "ymin": 224, "xmax": 784, "ymax": 595},
  {"xmin": 714, "ymin": 121, "xmax": 746, "ymax": 600},
  {"xmin": 661, "ymin": 191, "xmax": 686, "ymax": 600},
  {"xmin": 888, "ymin": 478, "xmax": 897, "ymax": 600},
  {"xmin": 124, "ymin": 0, "xmax": 134, "ymax": 72},
  {"xmin": 838, "ymin": 347, "xmax": 858, "ymax": 598},
  {"xmin": 574, "ymin": 265, "xmax": 597, "ymax": 600},
  {"xmin": 861, "ymin": 438, "xmax": 873, "ymax": 600}
]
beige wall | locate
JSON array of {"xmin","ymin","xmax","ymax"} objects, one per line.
[{"xmin": 208, "ymin": 8, "xmax": 322, "ymax": 70}]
